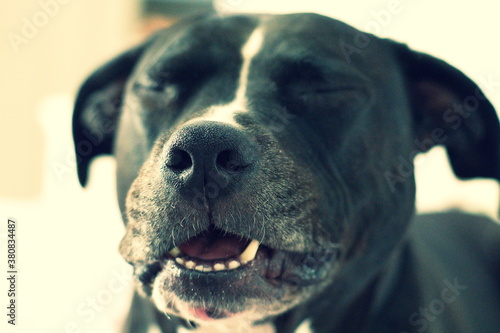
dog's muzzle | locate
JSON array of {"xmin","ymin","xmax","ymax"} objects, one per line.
[{"xmin": 125, "ymin": 121, "xmax": 341, "ymax": 322}]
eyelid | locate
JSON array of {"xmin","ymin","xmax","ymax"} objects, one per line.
[
  {"xmin": 300, "ymin": 86, "xmax": 364, "ymax": 93},
  {"xmin": 293, "ymin": 84, "xmax": 371, "ymax": 97},
  {"xmin": 134, "ymin": 73, "xmax": 173, "ymax": 91},
  {"xmin": 133, "ymin": 78, "xmax": 178, "ymax": 101},
  {"xmin": 294, "ymin": 85, "xmax": 375, "ymax": 111},
  {"xmin": 135, "ymin": 75, "xmax": 158, "ymax": 89}
]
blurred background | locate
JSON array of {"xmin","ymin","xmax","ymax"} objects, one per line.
[{"xmin": 0, "ymin": 0, "xmax": 499, "ymax": 332}]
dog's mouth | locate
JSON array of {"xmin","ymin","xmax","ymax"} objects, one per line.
[
  {"xmin": 168, "ymin": 226, "xmax": 263, "ymax": 273},
  {"xmin": 164, "ymin": 225, "xmax": 341, "ymax": 284},
  {"xmin": 138, "ymin": 225, "xmax": 341, "ymax": 322},
  {"xmin": 149, "ymin": 224, "xmax": 343, "ymax": 283}
]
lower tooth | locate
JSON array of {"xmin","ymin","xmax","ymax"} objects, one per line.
[
  {"xmin": 227, "ymin": 260, "xmax": 240, "ymax": 269},
  {"xmin": 213, "ymin": 263, "xmax": 225, "ymax": 271},
  {"xmin": 177, "ymin": 259, "xmax": 242, "ymax": 272},
  {"xmin": 185, "ymin": 261, "xmax": 196, "ymax": 269},
  {"xmin": 195, "ymin": 265, "xmax": 214, "ymax": 272}
]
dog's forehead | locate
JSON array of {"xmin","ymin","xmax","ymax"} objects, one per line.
[
  {"xmin": 143, "ymin": 15, "xmax": 259, "ymax": 69},
  {"xmin": 130, "ymin": 13, "xmax": 392, "ymax": 128},
  {"xmin": 144, "ymin": 13, "xmax": 376, "ymax": 71}
]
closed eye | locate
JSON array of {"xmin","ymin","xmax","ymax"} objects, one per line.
[
  {"xmin": 297, "ymin": 86, "xmax": 363, "ymax": 95},
  {"xmin": 289, "ymin": 85, "xmax": 373, "ymax": 113},
  {"xmin": 134, "ymin": 79, "xmax": 167, "ymax": 92},
  {"xmin": 274, "ymin": 57, "xmax": 374, "ymax": 115},
  {"xmin": 307, "ymin": 89, "xmax": 370, "ymax": 111},
  {"xmin": 133, "ymin": 77, "xmax": 179, "ymax": 102}
]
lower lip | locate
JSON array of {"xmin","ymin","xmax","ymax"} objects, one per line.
[{"xmin": 190, "ymin": 307, "xmax": 235, "ymax": 321}]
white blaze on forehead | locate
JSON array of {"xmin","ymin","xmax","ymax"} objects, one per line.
[
  {"xmin": 194, "ymin": 27, "xmax": 266, "ymax": 126},
  {"xmin": 236, "ymin": 27, "xmax": 265, "ymax": 104}
]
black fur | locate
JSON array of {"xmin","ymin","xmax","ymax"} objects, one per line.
[{"xmin": 73, "ymin": 13, "xmax": 500, "ymax": 332}]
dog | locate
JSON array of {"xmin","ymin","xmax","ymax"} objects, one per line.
[{"xmin": 72, "ymin": 13, "xmax": 500, "ymax": 333}]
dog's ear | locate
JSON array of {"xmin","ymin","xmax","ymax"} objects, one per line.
[
  {"xmin": 392, "ymin": 42, "xmax": 500, "ymax": 181},
  {"xmin": 72, "ymin": 42, "xmax": 149, "ymax": 187}
]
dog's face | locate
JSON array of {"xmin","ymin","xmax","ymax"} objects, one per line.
[{"xmin": 73, "ymin": 13, "xmax": 499, "ymax": 327}]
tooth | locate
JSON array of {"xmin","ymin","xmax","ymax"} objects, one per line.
[
  {"xmin": 239, "ymin": 239, "xmax": 260, "ymax": 263},
  {"xmin": 185, "ymin": 260, "xmax": 196, "ymax": 269},
  {"xmin": 227, "ymin": 260, "xmax": 241, "ymax": 270},
  {"xmin": 169, "ymin": 247, "xmax": 181, "ymax": 257},
  {"xmin": 194, "ymin": 264, "xmax": 212, "ymax": 272},
  {"xmin": 175, "ymin": 257, "xmax": 185, "ymax": 266},
  {"xmin": 213, "ymin": 263, "xmax": 225, "ymax": 271}
]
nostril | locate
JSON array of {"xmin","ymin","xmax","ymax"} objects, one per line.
[
  {"xmin": 166, "ymin": 149, "xmax": 192, "ymax": 172},
  {"xmin": 216, "ymin": 150, "xmax": 249, "ymax": 173}
]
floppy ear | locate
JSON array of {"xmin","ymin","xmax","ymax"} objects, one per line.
[
  {"xmin": 72, "ymin": 43, "xmax": 149, "ymax": 187},
  {"xmin": 393, "ymin": 43, "xmax": 500, "ymax": 181}
]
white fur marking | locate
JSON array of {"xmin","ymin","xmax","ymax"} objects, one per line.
[
  {"xmin": 194, "ymin": 27, "xmax": 265, "ymax": 126},
  {"xmin": 148, "ymin": 323, "xmax": 162, "ymax": 333},
  {"xmin": 235, "ymin": 27, "xmax": 265, "ymax": 104},
  {"xmin": 294, "ymin": 319, "xmax": 314, "ymax": 333},
  {"xmin": 152, "ymin": 278, "xmax": 169, "ymax": 315},
  {"xmin": 177, "ymin": 322, "xmax": 275, "ymax": 333}
]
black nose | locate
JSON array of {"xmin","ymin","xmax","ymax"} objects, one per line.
[{"xmin": 163, "ymin": 121, "xmax": 258, "ymax": 199}]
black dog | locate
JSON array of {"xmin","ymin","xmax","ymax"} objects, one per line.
[{"xmin": 73, "ymin": 13, "xmax": 500, "ymax": 333}]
